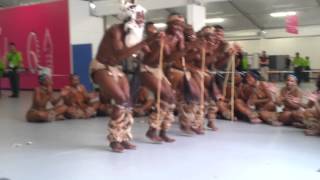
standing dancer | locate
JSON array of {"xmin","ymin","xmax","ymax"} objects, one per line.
[
  {"xmin": 90, "ymin": 1, "xmax": 154, "ymax": 153},
  {"xmin": 141, "ymin": 13, "xmax": 186, "ymax": 143},
  {"xmin": 204, "ymin": 25, "xmax": 241, "ymax": 122},
  {"xmin": 179, "ymin": 25, "xmax": 217, "ymax": 134}
]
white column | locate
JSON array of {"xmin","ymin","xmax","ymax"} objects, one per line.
[{"xmin": 186, "ymin": 4, "xmax": 206, "ymax": 32}]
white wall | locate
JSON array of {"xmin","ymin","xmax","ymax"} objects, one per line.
[
  {"xmin": 68, "ymin": 0, "xmax": 104, "ymax": 59},
  {"xmin": 235, "ymin": 36, "xmax": 320, "ymax": 69}
]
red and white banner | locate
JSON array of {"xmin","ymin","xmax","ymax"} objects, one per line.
[
  {"xmin": 0, "ymin": 0, "xmax": 71, "ymax": 89},
  {"xmin": 285, "ymin": 15, "xmax": 299, "ymax": 34}
]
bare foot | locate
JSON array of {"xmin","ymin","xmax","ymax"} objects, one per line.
[
  {"xmin": 146, "ymin": 128, "xmax": 163, "ymax": 144},
  {"xmin": 110, "ymin": 142, "xmax": 124, "ymax": 153},
  {"xmin": 271, "ymin": 121, "xmax": 283, "ymax": 126},
  {"xmin": 121, "ymin": 141, "xmax": 137, "ymax": 150},
  {"xmin": 305, "ymin": 129, "xmax": 320, "ymax": 136},
  {"xmin": 250, "ymin": 118, "xmax": 262, "ymax": 124},
  {"xmin": 191, "ymin": 127, "xmax": 205, "ymax": 135}
]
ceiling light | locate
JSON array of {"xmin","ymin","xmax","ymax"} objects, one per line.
[
  {"xmin": 89, "ymin": 1, "xmax": 96, "ymax": 9},
  {"xmin": 205, "ymin": 18, "xmax": 225, "ymax": 24},
  {"xmin": 270, "ymin": 11, "xmax": 296, "ymax": 17},
  {"xmin": 154, "ymin": 23, "xmax": 167, "ymax": 29}
]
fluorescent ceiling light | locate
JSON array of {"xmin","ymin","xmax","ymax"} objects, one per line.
[
  {"xmin": 89, "ymin": 2, "xmax": 96, "ymax": 9},
  {"xmin": 270, "ymin": 11, "xmax": 296, "ymax": 17},
  {"xmin": 205, "ymin": 18, "xmax": 225, "ymax": 24},
  {"xmin": 154, "ymin": 23, "xmax": 167, "ymax": 29}
]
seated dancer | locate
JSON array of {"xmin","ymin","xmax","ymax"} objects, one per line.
[
  {"xmin": 63, "ymin": 74, "xmax": 98, "ymax": 119},
  {"xmin": 298, "ymin": 75, "xmax": 320, "ymax": 135},
  {"xmin": 26, "ymin": 73, "xmax": 68, "ymax": 123},
  {"xmin": 133, "ymin": 86, "xmax": 154, "ymax": 117},
  {"xmin": 277, "ymin": 74, "xmax": 305, "ymax": 126},
  {"xmin": 141, "ymin": 13, "xmax": 186, "ymax": 143},
  {"xmin": 244, "ymin": 71, "xmax": 282, "ymax": 126},
  {"xmin": 90, "ymin": 2, "xmax": 155, "ymax": 152},
  {"xmin": 305, "ymin": 75, "xmax": 320, "ymax": 109},
  {"xmin": 304, "ymin": 95, "xmax": 320, "ymax": 136},
  {"xmin": 235, "ymin": 71, "xmax": 263, "ymax": 124}
]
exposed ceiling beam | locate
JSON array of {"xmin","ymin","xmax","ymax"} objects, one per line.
[{"xmin": 228, "ymin": 0, "xmax": 263, "ymax": 30}]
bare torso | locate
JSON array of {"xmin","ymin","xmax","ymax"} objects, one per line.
[{"xmin": 30, "ymin": 87, "xmax": 53, "ymax": 111}]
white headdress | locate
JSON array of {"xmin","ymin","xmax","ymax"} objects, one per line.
[
  {"xmin": 38, "ymin": 66, "xmax": 52, "ymax": 77},
  {"xmin": 119, "ymin": 0, "xmax": 147, "ymax": 47},
  {"xmin": 119, "ymin": 1, "xmax": 147, "ymax": 21}
]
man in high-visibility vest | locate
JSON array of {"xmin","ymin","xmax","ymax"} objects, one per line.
[
  {"xmin": 292, "ymin": 52, "xmax": 305, "ymax": 85},
  {"xmin": 5, "ymin": 43, "xmax": 23, "ymax": 98}
]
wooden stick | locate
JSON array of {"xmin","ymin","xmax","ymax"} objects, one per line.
[
  {"xmin": 181, "ymin": 57, "xmax": 186, "ymax": 70},
  {"xmin": 230, "ymin": 56, "xmax": 236, "ymax": 121},
  {"xmin": 200, "ymin": 48, "xmax": 206, "ymax": 118},
  {"xmin": 156, "ymin": 40, "xmax": 164, "ymax": 122},
  {"xmin": 223, "ymin": 56, "xmax": 233, "ymax": 97}
]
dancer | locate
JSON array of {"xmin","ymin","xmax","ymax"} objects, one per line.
[
  {"xmin": 63, "ymin": 74, "xmax": 98, "ymax": 119},
  {"xmin": 90, "ymin": 1, "xmax": 154, "ymax": 152},
  {"xmin": 26, "ymin": 73, "xmax": 67, "ymax": 123},
  {"xmin": 277, "ymin": 75, "xmax": 305, "ymax": 126},
  {"xmin": 141, "ymin": 13, "xmax": 186, "ymax": 142}
]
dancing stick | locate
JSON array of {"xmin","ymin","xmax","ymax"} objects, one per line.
[
  {"xmin": 200, "ymin": 48, "xmax": 206, "ymax": 119},
  {"xmin": 230, "ymin": 56, "xmax": 236, "ymax": 121},
  {"xmin": 223, "ymin": 56, "xmax": 233, "ymax": 97},
  {"xmin": 156, "ymin": 39, "xmax": 165, "ymax": 122}
]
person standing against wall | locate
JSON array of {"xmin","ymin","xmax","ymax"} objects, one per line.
[
  {"xmin": 5, "ymin": 43, "xmax": 23, "ymax": 98},
  {"xmin": 292, "ymin": 52, "xmax": 305, "ymax": 85},
  {"xmin": 303, "ymin": 56, "xmax": 311, "ymax": 82},
  {"xmin": 259, "ymin": 51, "xmax": 269, "ymax": 81}
]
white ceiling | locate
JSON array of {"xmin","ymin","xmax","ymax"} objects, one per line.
[
  {"xmin": 144, "ymin": 0, "xmax": 320, "ymax": 31},
  {"xmin": 1, "ymin": 0, "xmax": 320, "ymax": 32}
]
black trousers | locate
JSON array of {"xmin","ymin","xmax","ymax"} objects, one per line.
[
  {"xmin": 304, "ymin": 66, "xmax": 310, "ymax": 82},
  {"xmin": 4, "ymin": 68, "xmax": 20, "ymax": 96},
  {"xmin": 294, "ymin": 67, "xmax": 303, "ymax": 85}
]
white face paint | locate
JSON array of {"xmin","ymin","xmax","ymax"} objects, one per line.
[
  {"xmin": 124, "ymin": 20, "xmax": 144, "ymax": 47},
  {"xmin": 119, "ymin": 2, "xmax": 147, "ymax": 47},
  {"xmin": 119, "ymin": 2, "xmax": 146, "ymax": 22}
]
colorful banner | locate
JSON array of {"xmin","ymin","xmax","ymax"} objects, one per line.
[
  {"xmin": 0, "ymin": 0, "xmax": 70, "ymax": 89},
  {"xmin": 285, "ymin": 15, "xmax": 299, "ymax": 34}
]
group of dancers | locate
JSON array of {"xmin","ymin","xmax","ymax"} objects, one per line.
[{"xmin": 26, "ymin": 1, "xmax": 320, "ymax": 153}]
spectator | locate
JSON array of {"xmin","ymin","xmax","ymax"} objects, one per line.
[
  {"xmin": 4, "ymin": 43, "xmax": 23, "ymax": 97},
  {"xmin": 0, "ymin": 57, "xmax": 4, "ymax": 77},
  {"xmin": 303, "ymin": 56, "xmax": 311, "ymax": 82},
  {"xmin": 292, "ymin": 52, "xmax": 305, "ymax": 85}
]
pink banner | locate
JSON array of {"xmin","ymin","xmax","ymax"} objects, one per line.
[
  {"xmin": 0, "ymin": 0, "xmax": 71, "ymax": 89},
  {"xmin": 285, "ymin": 15, "xmax": 299, "ymax": 34}
]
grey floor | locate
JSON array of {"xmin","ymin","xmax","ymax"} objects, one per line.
[{"xmin": 0, "ymin": 88, "xmax": 320, "ymax": 180}]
